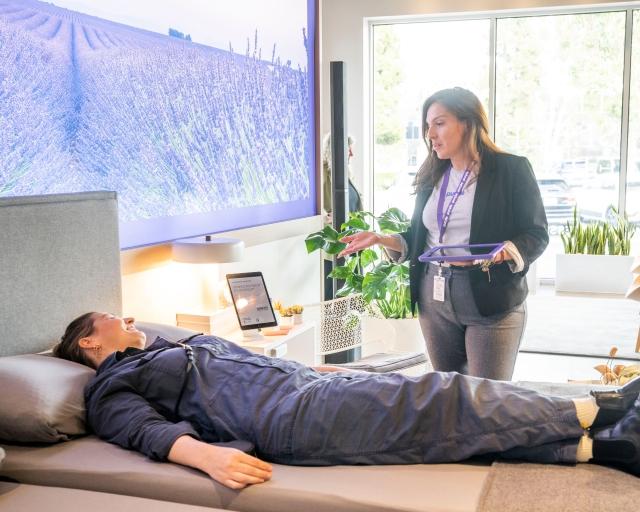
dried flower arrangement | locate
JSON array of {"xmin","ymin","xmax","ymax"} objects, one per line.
[
  {"xmin": 273, "ymin": 301, "xmax": 304, "ymax": 317},
  {"xmin": 594, "ymin": 346, "xmax": 640, "ymax": 385}
]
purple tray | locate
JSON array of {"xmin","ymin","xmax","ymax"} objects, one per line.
[{"xmin": 418, "ymin": 242, "xmax": 506, "ymax": 263}]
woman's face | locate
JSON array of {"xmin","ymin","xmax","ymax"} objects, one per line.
[
  {"xmin": 425, "ymin": 102, "xmax": 468, "ymax": 163},
  {"xmin": 86, "ymin": 313, "xmax": 146, "ymax": 354}
]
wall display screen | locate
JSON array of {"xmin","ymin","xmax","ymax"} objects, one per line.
[
  {"xmin": 0, "ymin": 0, "xmax": 316, "ymax": 248},
  {"xmin": 226, "ymin": 272, "xmax": 277, "ymax": 330}
]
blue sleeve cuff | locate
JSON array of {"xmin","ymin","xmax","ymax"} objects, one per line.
[{"xmin": 139, "ymin": 420, "xmax": 201, "ymax": 461}]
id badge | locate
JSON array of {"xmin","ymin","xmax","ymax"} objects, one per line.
[{"xmin": 433, "ymin": 275, "xmax": 445, "ymax": 302}]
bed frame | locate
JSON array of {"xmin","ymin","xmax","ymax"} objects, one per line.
[{"xmin": 0, "ymin": 192, "xmax": 491, "ymax": 511}]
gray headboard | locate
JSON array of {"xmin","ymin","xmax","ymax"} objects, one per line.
[{"xmin": 0, "ymin": 192, "xmax": 122, "ymax": 356}]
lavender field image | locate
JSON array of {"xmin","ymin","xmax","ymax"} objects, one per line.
[{"xmin": 0, "ymin": 0, "xmax": 314, "ymax": 244}]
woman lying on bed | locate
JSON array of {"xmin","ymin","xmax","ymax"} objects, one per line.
[{"xmin": 53, "ymin": 312, "xmax": 640, "ymax": 490}]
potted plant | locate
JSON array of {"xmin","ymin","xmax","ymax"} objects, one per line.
[
  {"xmin": 556, "ymin": 206, "xmax": 636, "ymax": 294},
  {"xmin": 305, "ymin": 208, "xmax": 423, "ymax": 354},
  {"xmin": 289, "ymin": 305, "xmax": 304, "ymax": 324}
]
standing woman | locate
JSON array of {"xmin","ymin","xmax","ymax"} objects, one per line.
[{"xmin": 340, "ymin": 87, "xmax": 548, "ymax": 380}]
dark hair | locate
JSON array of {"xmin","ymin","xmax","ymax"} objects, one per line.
[
  {"xmin": 53, "ymin": 312, "xmax": 97, "ymax": 368},
  {"xmin": 415, "ymin": 87, "xmax": 502, "ymax": 190}
]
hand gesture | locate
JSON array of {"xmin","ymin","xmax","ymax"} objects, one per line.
[
  {"xmin": 338, "ymin": 231, "xmax": 380, "ymax": 258},
  {"xmin": 201, "ymin": 446, "xmax": 273, "ymax": 490}
]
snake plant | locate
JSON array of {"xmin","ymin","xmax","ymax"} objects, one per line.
[{"xmin": 561, "ymin": 206, "xmax": 636, "ymax": 255}]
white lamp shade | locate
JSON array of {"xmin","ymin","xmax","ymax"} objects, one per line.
[
  {"xmin": 631, "ymin": 256, "xmax": 640, "ymax": 274},
  {"xmin": 172, "ymin": 236, "xmax": 244, "ymax": 264}
]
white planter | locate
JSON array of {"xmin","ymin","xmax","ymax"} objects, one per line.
[
  {"xmin": 555, "ymin": 254, "xmax": 634, "ymax": 295},
  {"xmin": 362, "ymin": 317, "xmax": 425, "ymax": 356}
]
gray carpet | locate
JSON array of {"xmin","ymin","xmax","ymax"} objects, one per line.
[
  {"xmin": 477, "ymin": 381, "xmax": 640, "ymax": 511},
  {"xmin": 521, "ymin": 290, "xmax": 640, "ymax": 360},
  {"xmin": 477, "ymin": 462, "xmax": 640, "ymax": 511}
]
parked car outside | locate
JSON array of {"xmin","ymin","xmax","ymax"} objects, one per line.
[{"xmin": 536, "ymin": 177, "xmax": 577, "ymax": 226}]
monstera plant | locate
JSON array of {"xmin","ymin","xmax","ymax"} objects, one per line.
[{"xmin": 305, "ymin": 208, "xmax": 415, "ymax": 319}]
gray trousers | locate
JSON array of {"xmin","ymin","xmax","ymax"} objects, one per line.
[{"xmin": 418, "ymin": 263, "xmax": 526, "ymax": 381}]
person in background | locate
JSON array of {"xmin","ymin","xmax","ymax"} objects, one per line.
[
  {"xmin": 322, "ymin": 133, "xmax": 363, "ymax": 300},
  {"xmin": 322, "ymin": 133, "xmax": 363, "ymax": 217},
  {"xmin": 339, "ymin": 87, "xmax": 548, "ymax": 380},
  {"xmin": 53, "ymin": 312, "xmax": 640, "ymax": 490}
]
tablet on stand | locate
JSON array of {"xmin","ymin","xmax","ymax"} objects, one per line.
[{"xmin": 226, "ymin": 272, "xmax": 278, "ymax": 339}]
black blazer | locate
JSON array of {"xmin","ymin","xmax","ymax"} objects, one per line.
[{"xmin": 401, "ymin": 151, "xmax": 548, "ymax": 316}]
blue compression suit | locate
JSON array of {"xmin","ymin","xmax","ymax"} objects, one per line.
[{"xmin": 85, "ymin": 336, "xmax": 583, "ymax": 465}]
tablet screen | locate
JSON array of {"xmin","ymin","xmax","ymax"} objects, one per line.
[{"xmin": 226, "ymin": 272, "xmax": 278, "ymax": 330}]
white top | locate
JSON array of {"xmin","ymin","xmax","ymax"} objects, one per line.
[
  {"xmin": 423, "ymin": 167, "xmax": 477, "ymax": 256},
  {"xmin": 390, "ymin": 167, "xmax": 524, "ymax": 272}
]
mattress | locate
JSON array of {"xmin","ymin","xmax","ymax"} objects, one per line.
[
  {"xmin": 0, "ymin": 481, "xmax": 224, "ymax": 511},
  {"xmin": 1, "ymin": 437, "xmax": 490, "ymax": 512}
]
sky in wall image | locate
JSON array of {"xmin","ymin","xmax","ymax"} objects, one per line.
[
  {"xmin": 49, "ymin": 0, "xmax": 308, "ymax": 67},
  {"xmin": 0, "ymin": 0, "xmax": 312, "ymax": 224}
]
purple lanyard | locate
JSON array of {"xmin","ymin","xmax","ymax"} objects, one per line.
[{"xmin": 436, "ymin": 167, "xmax": 471, "ymax": 243}]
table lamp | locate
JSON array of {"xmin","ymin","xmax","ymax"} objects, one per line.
[
  {"xmin": 171, "ymin": 234, "xmax": 244, "ymax": 264},
  {"xmin": 626, "ymin": 256, "xmax": 640, "ymax": 353},
  {"xmin": 171, "ymin": 235, "xmax": 244, "ymax": 334}
]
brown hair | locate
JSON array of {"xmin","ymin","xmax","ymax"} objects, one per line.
[
  {"xmin": 53, "ymin": 312, "xmax": 97, "ymax": 368},
  {"xmin": 414, "ymin": 87, "xmax": 502, "ymax": 190}
]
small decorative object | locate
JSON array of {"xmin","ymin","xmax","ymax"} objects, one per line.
[
  {"xmin": 594, "ymin": 346, "xmax": 640, "ymax": 385},
  {"xmin": 290, "ymin": 304, "xmax": 304, "ymax": 324},
  {"xmin": 272, "ymin": 301, "xmax": 304, "ymax": 325},
  {"xmin": 279, "ymin": 306, "xmax": 293, "ymax": 326}
]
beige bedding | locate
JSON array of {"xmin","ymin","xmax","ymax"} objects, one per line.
[
  {"xmin": 0, "ymin": 481, "xmax": 224, "ymax": 512},
  {"xmin": 1, "ymin": 437, "xmax": 490, "ymax": 512}
]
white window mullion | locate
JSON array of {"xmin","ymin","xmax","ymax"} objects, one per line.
[
  {"xmin": 619, "ymin": 8, "xmax": 634, "ymax": 214},
  {"xmin": 488, "ymin": 17, "xmax": 497, "ymax": 140}
]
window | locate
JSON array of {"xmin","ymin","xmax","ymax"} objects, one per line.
[
  {"xmin": 495, "ymin": 12, "xmax": 626, "ymax": 277},
  {"xmin": 372, "ymin": 20, "xmax": 490, "ymax": 217},
  {"xmin": 371, "ymin": 7, "xmax": 639, "ymax": 278},
  {"xmin": 627, "ymin": 10, "xmax": 640, "ymax": 254}
]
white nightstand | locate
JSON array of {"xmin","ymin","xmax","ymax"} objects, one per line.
[{"xmin": 214, "ymin": 323, "xmax": 317, "ymax": 367}]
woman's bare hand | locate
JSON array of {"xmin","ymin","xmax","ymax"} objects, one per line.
[
  {"xmin": 168, "ymin": 435, "xmax": 272, "ymax": 490},
  {"xmin": 200, "ymin": 445, "xmax": 273, "ymax": 490},
  {"xmin": 338, "ymin": 231, "xmax": 380, "ymax": 258}
]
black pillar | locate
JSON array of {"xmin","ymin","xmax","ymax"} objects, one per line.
[{"xmin": 325, "ymin": 61, "xmax": 360, "ymax": 364}]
